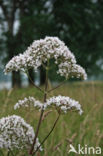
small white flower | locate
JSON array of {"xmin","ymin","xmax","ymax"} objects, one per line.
[
  {"xmin": 14, "ymin": 95, "xmax": 83, "ymax": 115},
  {"xmin": 44, "ymin": 95, "xmax": 83, "ymax": 115},
  {"xmin": 0, "ymin": 115, "xmax": 42, "ymax": 151},
  {"xmin": 4, "ymin": 36, "xmax": 87, "ymax": 80},
  {"xmin": 14, "ymin": 97, "xmax": 43, "ymax": 110}
]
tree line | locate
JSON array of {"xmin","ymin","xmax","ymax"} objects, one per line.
[{"xmin": 0, "ymin": 0, "xmax": 103, "ymax": 87}]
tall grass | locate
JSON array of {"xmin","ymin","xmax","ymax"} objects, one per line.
[{"xmin": 0, "ymin": 81, "xmax": 103, "ymax": 156}]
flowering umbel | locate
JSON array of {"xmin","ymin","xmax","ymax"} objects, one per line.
[
  {"xmin": 14, "ymin": 96, "xmax": 43, "ymax": 110},
  {"xmin": 4, "ymin": 36, "xmax": 87, "ymax": 80},
  {"xmin": 4, "ymin": 36, "xmax": 87, "ymax": 155},
  {"xmin": 14, "ymin": 96, "xmax": 83, "ymax": 115},
  {"xmin": 0, "ymin": 115, "xmax": 42, "ymax": 151}
]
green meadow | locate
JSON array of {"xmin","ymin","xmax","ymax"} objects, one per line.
[{"xmin": 0, "ymin": 81, "xmax": 103, "ymax": 156}]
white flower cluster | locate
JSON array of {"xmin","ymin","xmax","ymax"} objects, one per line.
[
  {"xmin": 44, "ymin": 95, "xmax": 83, "ymax": 115},
  {"xmin": 14, "ymin": 96, "xmax": 83, "ymax": 115},
  {"xmin": 58, "ymin": 63, "xmax": 87, "ymax": 80},
  {"xmin": 14, "ymin": 96, "xmax": 43, "ymax": 110},
  {"xmin": 0, "ymin": 115, "xmax": 42, "ymax": 151},
  {"xmin": 4, "ymin": 36, "xmax": 87, "ymax": 80}
]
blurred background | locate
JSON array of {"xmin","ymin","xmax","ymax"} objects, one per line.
[
  {"xmin": 0, "ymin": 0, "xmax": 103, "ymax": 90},
  {"xmin": 0, "ymin": 1, "xmax": 103, "ymax": 155}
]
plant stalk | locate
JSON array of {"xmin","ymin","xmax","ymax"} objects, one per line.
[
  {"xmin": 48, "ymin": 80, "xmax": 66, "ymax": 93},
  {"xmin": 33, "ymin": 114, "xmax": 60, "ymax": 155},
  {"xmin": 29, "ymin": 67, "xmax": 48, "ymax": 155},
  {"xmin": 26, "ymin": 71, "xmax": 44, "ymax": 93}
]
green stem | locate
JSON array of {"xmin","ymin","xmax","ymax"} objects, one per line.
[
  {"xmin": 7, "ymin": 151, "xmax": 10, "ymax": 156},
  {"xmin": 33, "ymin": 114, "xmax": 60, "ymax": 155},
  {"xmin": 29, "ymin": 65, "xmax": 49, "ymax": 155},
  {"xmin": 8, "ymin": 149, "xmax": 14, "ymax": 156},
  {"xmin": 48, "ymin": 80, "xmax": 66, "ymax": 93},
  {"xmin": 26, "ymin": 70, "xmax": 44, "ymax": 93}
]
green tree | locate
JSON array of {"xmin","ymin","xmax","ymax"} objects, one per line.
[
  {"xmin": 51, "ymin": 0, "xmax": 103, "ymax": 77},
  {"xmin": 0, "ymin": 0, "xmax": 103, "ymax": 87},
  {"xmin": 0, "ymin": 0, "xmax": 53, "ymax": 86}
]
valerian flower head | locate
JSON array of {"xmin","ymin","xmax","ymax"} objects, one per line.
[
  {"xmin": 44, "ymin": 95, "xmax": 83, "ymax": 115},
  {"xmin": 0, "ymin": 115, "xmax": 42, "ymax": 151},
  {"xmin": 14, "ymin": 96, "xmax": 83, "ymax": 115},
  {"xmin": 4, "ymin": 36, "xmax": 87, "ymax": 80},
  {"xmin": 14, "ymin": 96, "xmax": 43, "ymax": 110},
  {"xmin": 58, "ymin": 63, "xmax": 87, "ymax": 80}
]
